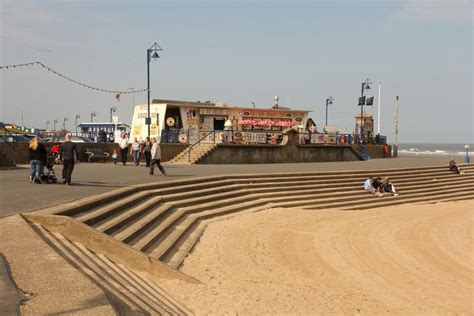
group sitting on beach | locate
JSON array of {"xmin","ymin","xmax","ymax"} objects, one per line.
[
  {"xmin": 364, "ymin": 176, "xmax": 399, "ymax": 197},
  {"xmin": 449, "ymin": 159, "xmax": 464, "ymax": 175}
]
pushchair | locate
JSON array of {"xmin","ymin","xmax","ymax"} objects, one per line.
[{"xmin": 41, "ymin": 145, "xmax": 59, "ymax": 184}]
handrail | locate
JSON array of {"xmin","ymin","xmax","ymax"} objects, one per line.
[
  {"xmin": 188, "ymin": 130, "xmax": 216, "ymax": 162},
  {"xmin": 0, "ymin": 123, "xmax": 17, "ymax": 165},
  {"xmin": 358, "ymin": 143, "xmax": 370, "ymax": 160}
]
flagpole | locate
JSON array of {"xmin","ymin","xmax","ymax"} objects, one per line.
[
  {"xmin": 393, "ymin": 96, "xmax": 399, "ymax": 157},
  {"xmin": 377, "ymin": 82, "xmax": 381, "ymax": 135}
]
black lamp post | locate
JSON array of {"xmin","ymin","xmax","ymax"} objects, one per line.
[
  {"xmin": 359, "ymin": 78, "xmax": 372, "ymax": 142},
  {"xmin": 325, "ymin": 96, "xmax": 334, "ymax": 128},
  {"xmin": 75, "ymin": 114, "xmax": 80, "ymax": 134},
  {"xmin": 146, "ymin": 42, "xmax": 163, "ymax": 137},
  {"xmin": 53, "ymin": 119, "xmax": 58, "ymax": 131},
  {"xmin": 90, "ymin": 112, "xmax": 96, "ymax": 123},
  {"xmin": 46, "ymin": 120, "xmax": 50, "ymax": 131},
  {"xmin": 110, "ymin": 106, "xmax": 117, "ymax": 122},
  {"xmin": 63, "ymin": 117, "xmax": 68, "ymax": 130}
]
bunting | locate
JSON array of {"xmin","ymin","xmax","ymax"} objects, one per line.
[{"xmin": 0, "ymin": 61, "xmax": 146, "ymax": 95}]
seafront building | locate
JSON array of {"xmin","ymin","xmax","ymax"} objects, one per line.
[{"xmin": 129, "ymin": 98, "xmax": 311, "ymax": 144}]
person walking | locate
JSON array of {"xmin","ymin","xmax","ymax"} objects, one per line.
[
  {"xmin": 28, "ymin": 136, "xmax": 47, "ymax": 184},
  {"xmin": 142, "ymin": 137, "xmax": 152, "ymax": 167},
  {"xmin": 130, "ymin": 137, "xmax": 141, "ymax": 166},
  {"xmin": 149, "ymin": 138, "xmax": 167, "ymax": 176},
  {"xmin": 118, "ymin": 132, "xmax": 129, "ymax": 166},
  {"xmin": 59, "ymin": 133, "xmax": 78, "ymax": 185}
]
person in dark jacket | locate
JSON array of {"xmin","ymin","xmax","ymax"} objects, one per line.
[
  {"xmin": 59, "ymin": 133, "xmax": 78, "ymax": 185},
  {"xmin": 28, "ymin": 137, "xmax": 47, "ymax": 184},
  {"xmin": 142, "ymin": 137, "xmax": 152, "ymax": 167}
]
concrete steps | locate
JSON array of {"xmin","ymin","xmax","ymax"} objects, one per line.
[
  {"xmin": 169, "ymin": 143, "xmax": 217, "ymax": 164},
  {"xmin": 43, "ymin": 164, "xmax": 474, "ymax": 271},
  {"xmin": 32, "ymin": 224, "xmax": 191, "ymax": 315},
  {"xmin": 144, "ymin": 176, "xmax": 474, "ymax": 266}
]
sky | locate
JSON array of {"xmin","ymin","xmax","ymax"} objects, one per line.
[{"xmin": 1, "ymin": 0, "xmax": 472, "ymax": 143}]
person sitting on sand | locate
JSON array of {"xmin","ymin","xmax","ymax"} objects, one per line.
[
  {"xmin": 381, "ymin": 177, "xmax": 399, "ymax": 197},
  {"xmin": 364, "ymin": 177, "xmax": 383, "ymax": 197},
  {"xmin": 449, "ymin": 159, "xmax": 463, "ymax": 174}
]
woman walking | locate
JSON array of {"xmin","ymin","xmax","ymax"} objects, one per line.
[
  {"xmin": 142, "ymin": 137, "xmax": 152, "ymax": 167},
  {"xmin": 130, "ymin": 137, "xmax": 141, "ymax": 166},
  {"xmin": 28, "ymin": 136, "xmax": 47, "ymax": 184},
  {"xmin": 149, "ymin": 138, "xmax": 167, "ymax": 176},
  {"xmin": 118, "ymin": 132, "xmax": 129, "ymax": 166}
]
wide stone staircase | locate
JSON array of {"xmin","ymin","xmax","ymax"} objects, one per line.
[
  {"xmin": 168, "ymin": 143, "xmax": 217, "ymax": 164},
  {"xmin": 23, "ymin": 164, "xmax": 474, "ymax": 313}
]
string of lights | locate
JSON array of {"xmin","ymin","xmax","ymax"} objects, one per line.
[{"xmin": 0, "ymin": 61, "xmax": 146, "ymax": 95}]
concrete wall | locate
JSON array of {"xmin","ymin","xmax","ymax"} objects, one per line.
[
  {"xmin": 198, "ymin": 130, "xmax": 391, "ymax": 164},
  {"xmin": 0, "ymin": 142, "xmax": 188, "ymax": 164},
  {"xmin": 351, "ymin": 144, "xmax": 392, "ymax": 159},
  {"xmin": 0, "ymin": 142, "xmax": 16, "ymax": 167},
  {"xmin": 200, "ymin": 143, "xmax": 359, "ymax": 164}
]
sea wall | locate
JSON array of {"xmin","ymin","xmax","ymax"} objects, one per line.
[{"xmin": 199, "ymin": 130, "xmax": 391, "ymax": 164}]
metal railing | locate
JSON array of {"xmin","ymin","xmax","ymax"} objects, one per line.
[
  {"xmin": 188, "ymin": 130, "xmax": 216, "ymax": 162},
  {"xmin": 299, "ymin": 132, "xmax": 386, "ymax": 146},
  {"xmin": 0, "ymin": 123, "xmax": 17, "ymax": 165}
]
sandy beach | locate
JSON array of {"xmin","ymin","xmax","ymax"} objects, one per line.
[{"xmin": 160, "ymin": 200, "xmax": 474, "ymax": 315}]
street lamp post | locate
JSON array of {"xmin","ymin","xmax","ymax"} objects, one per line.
[
  {"xmin": 146, "ymin": 42, "xmax": 163, "ymax": 137},
  {"xmin": 75, "ymin": 114, "xmax": 80, "ymax": 135},
  {"xmin": 46, "ymin": 120, "xmax": 50, "ymax": 131},
  {"xmin": 90, "ymin": 112, "xmax": 96, "ymax": 123},
  {"xmin": 325, "ymin": 96, "xmax": 334, "ymax": 128},
  {"xmin": 464, "ymin": 145, "xmax": 470, "ymax": 163},
  {"xmin": 63, "ymin": 117, "xmax": 68, "ymax": 131},
  {"xmin": 110, "ymin": 106, "xmax": 117, "ymax": 122},
  {"xmin": 358, "ymin": 78, "xmax": 372, "ymax": 143},
  {"xmin": 53, "ymin": 119, "xmax": 58, "ymax": 131}
]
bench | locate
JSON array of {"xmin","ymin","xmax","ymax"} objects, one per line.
[{"xmin": 85, "ymin": 148, "xmax": 110, "ymax": 163}]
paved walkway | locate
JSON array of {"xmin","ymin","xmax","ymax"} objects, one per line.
[{"xmin": 0, "ymin": 156, "xmax": 451, "ymax": 218}]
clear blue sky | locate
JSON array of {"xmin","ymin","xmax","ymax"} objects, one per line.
[{"xmin": 1, "ymin": 0, "xmax": 472, "ymax": 143}]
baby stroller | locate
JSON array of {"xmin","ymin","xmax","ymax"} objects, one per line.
[{"xmin": 41, "ymin": 145, "xmax": 59, "ymax": 184}]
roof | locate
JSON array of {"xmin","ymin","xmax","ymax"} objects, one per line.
[
  {"xmin": 78, "ymin": 122, "xmax": 130, "ymax": 127},
  {"xmin": 150, "ymin": 99, "xmax": 311, "ymax": 113}
]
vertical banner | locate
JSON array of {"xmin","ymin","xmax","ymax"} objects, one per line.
[{"xmin": 130, "ymin": 103, "xmax": 167, "ymax": 141}]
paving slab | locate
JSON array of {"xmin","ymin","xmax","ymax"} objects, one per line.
[{"xmin": 0, "ymin": 253, "xmax": 27, "ymax": 316}]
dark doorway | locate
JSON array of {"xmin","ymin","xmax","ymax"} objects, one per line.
[{"xmin": 213, "ymin": 117, "xmax": 225, "ymax": 130}]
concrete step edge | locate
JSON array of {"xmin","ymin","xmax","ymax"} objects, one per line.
[{"xmin": 112, "ymin": 203, "xmax": 176, "ymax": 243}]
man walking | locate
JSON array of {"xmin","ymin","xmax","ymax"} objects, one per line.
[
  {"xmin": 149, "ymin": 138, "xmax": 167, "ymax": 176},
  {"xmin": 119, "ymin": 132, "xmax": 129, "ymax": 166},
  {"xmin": 59, "ymin": 133, "xmax": 78, "ymax": 185}
]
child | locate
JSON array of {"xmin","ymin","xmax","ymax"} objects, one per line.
[{"xmin": 112, "ymin": 149, "xmax": 118, "ymax": 165}]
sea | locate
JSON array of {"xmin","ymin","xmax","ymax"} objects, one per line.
[{"xmin": 398, "ymin": 143, "xmax": 473, "ymax": 157}]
